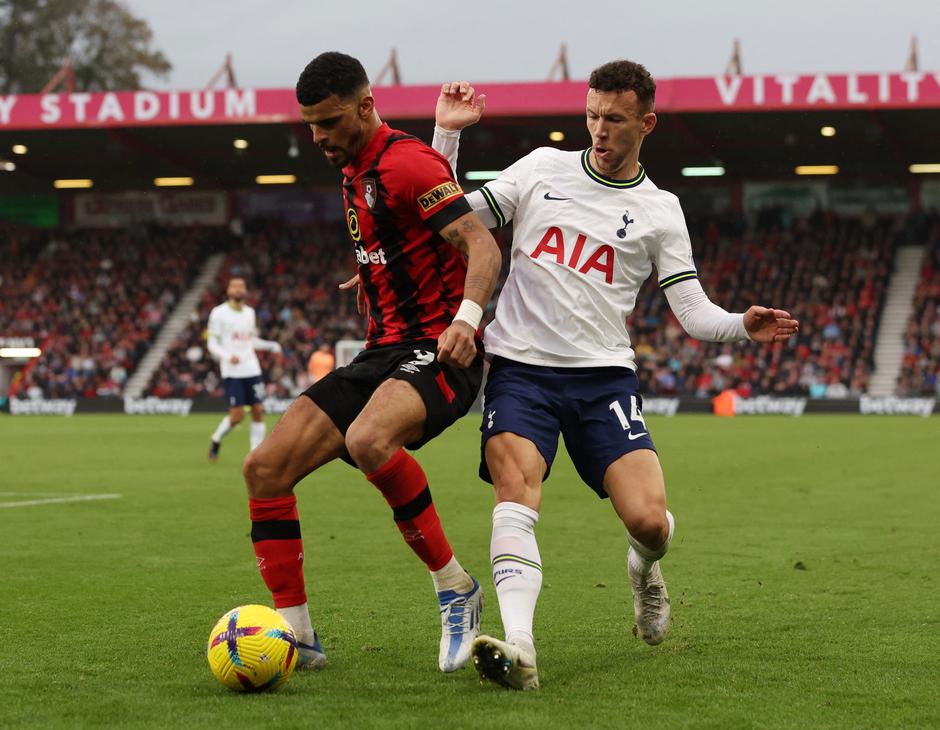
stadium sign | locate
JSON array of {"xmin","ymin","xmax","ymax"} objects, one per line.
[
  {"xmin": 262, "ymin": 398, "xmax": 295, "ymax": 414},
  {"xmin": 8, "ymin": 398, "xmax": 77, "ymax": 416},
  {"xmin": 0, "ymin": 337, "xmax": 35, "ymax": 347},
  {"xmin": 73, "ymin": 191, "xmax": 228, "ymax": 227},
  {"xmin": 858, "ymin": 396, "xmax": 936, "ymax": 417},
  {"xmin": 730, "ymin": 396, "xmax": 808, "ymax": 416},
  {"xmin": 2, "ymin": 73, "xmax": 940, "ymax": 131},
  {"xmin": 123, "ymin": 397, "xmax": 193, "ymax": 415},
  {"xmin": 642, "ymin": 398, "xmax": 680, "ymax": 416}
]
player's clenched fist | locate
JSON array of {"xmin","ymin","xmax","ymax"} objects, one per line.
[{"xmin": 437, "ymin": 321, "xmax": 478, "ymax": 368}]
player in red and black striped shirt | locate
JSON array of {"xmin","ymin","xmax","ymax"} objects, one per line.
[{"xmin": 241, "ymin": 52, "xmax": 501, "ymax": 675}]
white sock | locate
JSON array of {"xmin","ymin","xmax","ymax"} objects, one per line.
[
  {"xmin": 211, "ymin": 415, "xmax": 234, "ymax": 443},
  {"xmin": 277, "ymin": 603, "xmax": 316, "ymax": 647},
  {"xmin": 628, "ymin": 510, "xmax": 676, "ymax": 576},
  {"xmin": 491, "ymin": 502, "xmax": 542, "ymax": 656},
  {"xmin": 250, "ymin": 421, "xmax": 266, "ymax": 450},
  {"xmin": 431, "ymin": 554, "xmax": 474, "ymax": 594}
]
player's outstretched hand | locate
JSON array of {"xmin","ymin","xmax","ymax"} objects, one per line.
[
  {"xmin": 339, "ymin": 274, "xmax": 366, "ymax": 315},
  {"xmin": 437, "ymin": 321, "xmax": 477, "ymax": 368},
  {"xmin": 435, "ymin": 81, "xmax": 486, "ymax": 132},
  {"xmin": 744, "ymin": 306, "xmax": 800, "ymax": 343}
]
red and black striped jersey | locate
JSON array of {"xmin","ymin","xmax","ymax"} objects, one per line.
[{"xmin": 341, "ymin": 123, "xmax": 471, "ymax": 348}]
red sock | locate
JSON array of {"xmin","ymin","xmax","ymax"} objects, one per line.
[
  {"xmin": 366, "ymin": 450, "xmax": 454, "ymax": 572},
  {"xmin": 249, "ymin": 495, "xmax": 307, "ymax": 608}
]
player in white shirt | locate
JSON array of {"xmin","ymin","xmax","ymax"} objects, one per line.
[
  {"xmin": 206, "ymin": 277, "xmax": 282, "ymax": 461},
  {"xmin": 430, "ymin": 63, "xmax": 800, "ymax": 690}
]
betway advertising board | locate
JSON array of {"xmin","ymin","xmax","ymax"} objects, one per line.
[{"xmin": 3, "ymin": 396, "xmax": 937, "ymax": 416}]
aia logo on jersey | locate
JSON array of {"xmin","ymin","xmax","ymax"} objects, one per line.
[
  {"xmin": 362, "ymin": 178, "xmax": 377, "ymax": 209},
  {"xmin": 616, "ymin": 211, "xmax": 635, "ymax": 239},
  {"xmin": 530, "ymin": 226, "xmax": 615, "ymax": 285}
]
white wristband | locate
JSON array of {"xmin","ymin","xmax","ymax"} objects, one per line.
[
  {"xmin": 433, "ymin": 124, "xmax": 462, "ymax": 139},
  {"xmin": 453, "ymin": 299, "xmax": 483, "ymax": 329}
]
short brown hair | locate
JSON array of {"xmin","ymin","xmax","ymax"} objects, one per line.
[{"xmin": 589, "ymin": 60, "xmax": 656, "ymax": 113}]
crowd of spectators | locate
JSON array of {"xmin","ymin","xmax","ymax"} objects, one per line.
[
  {"xmin": 2, "ymin": 226, "xmax": 216, "ymax": 399},
  {"xmin": 630, "ymin": 210, "xmax": 911, "ymax": 398},
  {"xmin": 145, "ymin": 221, "xmax": 364, "ymax": 399},
  {"xmin": 6, "ymin": 209, "xmax": 937, "ymax": 403},
  {"xmin": 898, "ymin": 215, "xmax": 940, "ymax": 396}
]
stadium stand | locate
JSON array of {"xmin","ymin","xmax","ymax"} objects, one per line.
[
  {"xmin": 2, "ymin": 226, "xmax": 219, "ymax": 399},
  {"xmin": 145, "ymin": 221, "xmax": 366, "ymax": 399},
  {"xmin": 898, "ymin": 215, "xmax": 940, "ymax": 396},
  {"xmin": 631, "ymin": 211, "xmax": 913, "ymax": 397},
  {"xmin": 4, "ymin": 212, "xmax": 934, "ymax": 402}
]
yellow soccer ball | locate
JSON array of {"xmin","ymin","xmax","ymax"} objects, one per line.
[{"xmin": 207, "ymin": 604, "xmax": 298, "ymax": 692}]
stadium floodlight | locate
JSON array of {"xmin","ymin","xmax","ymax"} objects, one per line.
[
  {"xmin": 12, "ymin": 144, "xmax": 27, "ymax": 155},
  {"xmin": 820, "ymin": 126, "xmax": 837, "ymax": 137},
  {"xmin": 233, "ymin": 138, "xmax": 249, "ymax": 150},
  {"xmin": 154, "ymin": 177, "xmax": 194, "ymax": 187},
  {"xmin": 1, "ymin": 161, "xmax": 14, "ymax": 172},
  {"xmin": 53, "ymin": 178, "xmax": 93, "ymax": 188},
  {"xmin": 0, "ymin": 347, "xmax": 42, "ymax": 358},
  {"xmin": 681, "ymin": 166, "xmax": 726, "ymax": 177},
  {"xmin": 464, "ymin": 170, "xmax": 502, "ymax": 181},
  {"xmin": 909, "ymin": 163, "xmax": 940, "ymax": 174},
  {"xmin": 549, "ymin": 131, "xmax": 565, "ymax": 142},
  {"xmin": 795, "ymin": 165, "xmax": 839, "ymax": 175},
  {"xmin": 256, "ymin": 174, "xmax": 296, "ymax": 184}
]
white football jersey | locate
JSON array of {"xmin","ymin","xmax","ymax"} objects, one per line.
[
  {"xmin": 207, "ymin": 303, "xmax": 263, "ymax": 379},
  {"xmin": 469, "ymin": 147, "xmax": 698, "ymax": 369}
]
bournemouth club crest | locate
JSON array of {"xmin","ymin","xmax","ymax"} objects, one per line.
[{"xmin": 362, "ymin": 178, "xmax": 377, "ymax": 209}]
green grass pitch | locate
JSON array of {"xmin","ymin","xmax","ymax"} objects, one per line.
[{"xmin": 1, "ymin": 414, "xmax": 938, "ymax": 729}]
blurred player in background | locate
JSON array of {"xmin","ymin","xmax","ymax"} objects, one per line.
[
  {"xmin": 241, "ymin": 52, "xmax": 502, "ymax": 673},
  {"xmin": 206, "ymin": 276, "xmax": 282, "ymax": 461},
  {"xmin": 431, "ymin": 63, "xmax": 799, "ymax": 690}
]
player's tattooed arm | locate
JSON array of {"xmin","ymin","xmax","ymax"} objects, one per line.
[
  {"xmin": 436, "ymin": 211, "xmax": 502, "ymax": 368},
  {"xmin": 440, "ymin": 212, "xmax": 501, "ymax": 309}
]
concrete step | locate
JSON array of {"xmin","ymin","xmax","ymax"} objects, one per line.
[
  {"xmin": 868, "ymin": 244, "xmax": 925, "ymax": 396},
  {"xmin": 123, "ymin": 253, "xmax": 225, "ymax": 398}
]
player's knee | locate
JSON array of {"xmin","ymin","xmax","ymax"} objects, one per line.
[
  {"xmin": 230, "ymin": 409, "xmax": 245, "ymax": 425},
  {"xmin": 627, "ymin": 510, "xmax": 669, "ymax": 550},
  {"xmin": 344, "ymin": 425, "xmax": 392, "ymax": 473},
  {"xmin": 242, "ymin": 449, "xmax": 289, "ymax": 498},
  {"xmin": 492, "ymin": 469, "xmax": 540, "ymax": 509}
]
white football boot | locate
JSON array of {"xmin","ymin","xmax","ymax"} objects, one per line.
[
  {"xmin": 437, "ymin": 577, "xmax": 483, "ymax": 671},
  {"xmin": 628, "ymin": 547, "xmax": 671, "ymax": 645},
  {"xmin": 471, "ymin": 635, "xmax": 539, "ymax": 691},
  {"xmin": 296, "ymin": 631, "xmax": 327, "ymax": 669}
]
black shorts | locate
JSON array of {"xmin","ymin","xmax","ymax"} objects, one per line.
[{"xmin": 303, "ymin": 340, "xmax": 483, "ymax": 453}]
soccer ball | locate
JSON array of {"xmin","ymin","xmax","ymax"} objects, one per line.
[{"xmin": 207, "ymin": 604, "xmax": 298, "ymax": 692}]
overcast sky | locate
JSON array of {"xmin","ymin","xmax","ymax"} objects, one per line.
[{"xmin": 125, "ymin": 0, "xmax": 938, "ymax": 90}]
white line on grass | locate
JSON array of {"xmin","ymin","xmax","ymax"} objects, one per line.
[{"xmin": 0, "ymin": 494, "xmax": 121, "ymax": 509}]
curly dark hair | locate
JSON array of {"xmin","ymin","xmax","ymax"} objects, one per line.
[
  {"xmin": 589, "ymin": 60, "xmax": 656, "ymax": 113},
  {"xmin": 296, "ymin": 52, "xmax": 369, "ymax": 106}
]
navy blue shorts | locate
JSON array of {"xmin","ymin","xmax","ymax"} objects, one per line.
[
  {"xmin": 223, "ymin": 375, "xmax": 265, "ymax": 408},
  {"xmin": 479, "ymin": 357, "xmax": 656, "ymax": 499}
]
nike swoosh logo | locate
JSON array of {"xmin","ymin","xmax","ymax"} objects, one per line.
[
  {"xmin": 543, "ymin": 192, "xmax": 571, "ymax": 201},
  {"xmin": 628, "ymin": 432, "xmax": 649, "ymax": 441}
]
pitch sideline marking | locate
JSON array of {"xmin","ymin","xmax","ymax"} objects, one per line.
[{"xmin": 0, "ymin": 494, "xmax": 121, "ymax": 509}]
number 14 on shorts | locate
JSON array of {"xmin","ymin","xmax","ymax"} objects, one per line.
[{"xmin": 609, "ymin": 396, "xmax": 648, "ymax": 439}]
